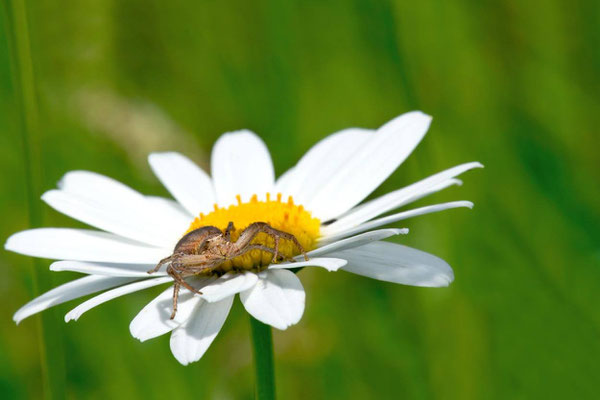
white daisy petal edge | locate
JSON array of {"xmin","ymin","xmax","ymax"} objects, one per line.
[
  {"xmin": 200, "ymin": 272, "xmax": 259, "ymax": 303},
  {"xmin": 41, "ymin": 189, "xmax": 172, "ymax": 247},
  {"xmin": 240, "ymin": 269, "xmax": 305, "ymax": 330},
  {"xmin": 329, "ymin": 241, "xmax": 455, "ymax": 287},
  {"xmin": 170, "ymin": 296, "xmax": 234, "ymax": 366},
  {"xmin": 65, "ymin": 277, "xmax": 172, "ymax": 322},
  {"xmin": 211, "ymin": 130, "xmax": 275, "ymax": 206},
  {"xmin": 324, "ymin": 161, "xmax": 483, "ymax": 234},
  {"xmin": 304, "ymin": 111, "xmax": 432, "ymax": 221},
  {"xmin": 310, "ymin": 228, "xmax": 408, "ymax": 254},
  {"xmin": 267, "ymin": 257, "xmax": 348, "ymax": 272},
  {"xmin": 13, "ymin": 275, "xmax": 137, "ymax": 324},
  {"xmin": 275, "ymin": 128, "xmax": 372, "ymax": 202},
  {"xmin": 322, "ymin": 201, "xmax": 473, "ymax": 242},
  {"xmin": 53, "ymin": 170, "xmax": 186, "ymax": 247},
  {"xmin": 149, "ymin": 152, "xmax": 216, "ymax": 216},
  {"xmin": 5, "ymin": 228, "xmax": 170, "ymax": 264},
  {"xmin": 130, "ymin": 277, "xmax": 216, "ymax": 342},
  {"xmin": 50, "ymin": 261, "xmax": 165, "ymax": 277}
]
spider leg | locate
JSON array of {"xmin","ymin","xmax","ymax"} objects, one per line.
[
  {"xmin": 268, "ymin": 228, "xmax": 309, "ymax": 261},
  {"xmin": 241, "ymin": 244, "xmax": 295, "ymax": 263},
  {"xmin": 239, "ymin": 222, "xmax": 309, "ymax": 261},
  {"xmin": 148, "ymin": 254, "xmax": 176, "ymax": 274},
  {"xmin": 168, "ymin": 266, "xmax": 204, "ymax": 296},
  {"xmin": 167, "ymin": 266, "xmax": 184, "ymax": 319},
  {"xmin": 179, "ymin": 279, "xmax": 204, "ymax": 296},
  {"xmin": 167, "ymin": 267, "xmax": 204, "ymax": 320},
  {"xmin": 272, "ymin": 235, "xmax": 280, "ymax": 263},
  {"xmin": 171, "ymin": 282, "xmax": 180, "ymax": 320},
  {"xmin": 235, "ymin": 222, "xmax": 266, "ymax": 248},
  {"xmin": 172, "ymin": 254, "xmax": 221, "ymax": 274},
  {"xmin": 224, "ymin": 221, "xmax": 235, "ymax": 241}
]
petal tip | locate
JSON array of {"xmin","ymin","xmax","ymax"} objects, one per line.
[
  {"xmin": 40, "ymin": 190, "xmax": 53, "ymax": 203},
  {"xmin": 417, "ymin": 110, "xmax": 433, "ymax": 122},
  {"xmin": 130, "ymin": 332, "xmax": 147, "ymax": 343},
  {"xmin": 64, "ymin": 313, "xmax": 77, "ymax": 323},
  {"xmin": 327, "ymin": 259, "xmax": 348, "ymax": 271},
  {"xmin": 453, "ymin": 201, "xmax": 475, "ymax": 210},
  {"xmin": 13, "ymin": 306, "xmax": 30, "ymax": 325},
  {"xmin": 174, "ymin": 357, "xmax": 190, "ymax": 366},
  {"xmin": 129, "ymin": 323, "xmax": 145, "ymax": 342},
  {"xmin": 4, "ymin": 232, "xmax": 19, "ymax": 252},
  {"xmin": 406, "ymin": 110, "xmax": 432, "ymax": 120},
  {"xmin": 148, "ymin": 151, "xmax": 179, "ymax": 162},
  {"xmin": 224, "ymin": 128, "xmax": 256, "ymax": 136},
  {"xmin": 57, "ymin": 170, "xmax": 87, "ymax": 190},
  {"xmin": 439, "ymin": 274, "xmax": 454, "ymax": 287},
  {"xmin": 48, "ymin": 262, "xmax": 61, "ymax": 272}
]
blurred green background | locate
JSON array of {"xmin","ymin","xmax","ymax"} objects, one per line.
[{"xmin": 1, "ymin": 0, "xmax": 599, "ymax": 399}]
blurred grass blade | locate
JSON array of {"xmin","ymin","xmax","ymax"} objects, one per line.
[{"xmin": 2, "ymin": 0, "xmax": 66, "ymax": 398}]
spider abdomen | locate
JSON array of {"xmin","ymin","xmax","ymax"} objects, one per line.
[{"xmin": 173, "ymin": 226, "xmax": 222, "ymax": 254}]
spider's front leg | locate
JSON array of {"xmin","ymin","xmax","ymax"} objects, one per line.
[
  {"xmin": 236, "ymin": 222, "xmax": 310, "ymax": 261},
  {"xmin": 171, "ymin": 282, "xmax": 181, "ymax": 320},
  {"xmin": 147, "ymin": 253, "xmax": 180, "ymax": 274},
  {"xmin": 223, "ymin": 221, "xmax": 235, "ymax": 241},
  {"xmin": 244, "ymin": 244, "xmax": 295, "ymax": 263},
  {"xmin": 166, "ymin": 264, "xmax": 205, "ymax": 320}
]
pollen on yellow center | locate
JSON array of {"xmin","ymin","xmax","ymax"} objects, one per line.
[{"xmin": 186, "ymin": 193, "xmax": 321, "ymax": 271}]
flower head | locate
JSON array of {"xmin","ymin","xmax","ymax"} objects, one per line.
[{"xmin": 6, "ymin": 111, "xmax": 481, "ymax": 365}]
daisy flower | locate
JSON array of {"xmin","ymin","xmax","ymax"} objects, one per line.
[{"xmin": 6, "ymin": 111, "xmax": 481, "ymax": 365}]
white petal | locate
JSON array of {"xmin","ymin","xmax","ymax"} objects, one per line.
[
  {"xmin": 341, "ymin": 177, "xmax": 462, "ymax": 221},
  {"xmin": 272, "ymin": 166, "xmax": 296, "ymax": 195},
  {"xmin": 309, "ymin": 229, "xmax": 407, "ymax": 257},
  {"xmin": 268, "ymin": 257, "xmax": 347, "ymax": 272},
  {"xmin": 145, "ymin": 196, "xmax": 191, "ymax": 219},
  {"xmin": 129, "ymin": 277, "xmax": 215, "ymax": 342},
  {"xmin": 148, "ymin": 152, "xmax": 216, "ymax": 216},
  {"xmin": 275, "ymin": 128, "xmax": 372, "ymax": 201},
  {"xmin": 169, "ymin": 296, "xmax": 233, "ymax": 365},
  {"xmin": 322, "ymin": 201, "xmax": 474, "ymax": 240},
  {"xmin": 65, "ymin": 277, "xmax": 172, "ymax": 322},
  {"xmin": 200, "ymin": 272, "xmax": 258, "ymax": 303},
  {"xmin": 304, "ymin": 112, "xmax": 432, "ymax": 221},
  {"xmin": 41, "ymin": 190, "xmax": 175, "ymax": 247},
  {"xmin": 50, "ymin": 261, "xmax": 166, "ymax": 277},
  {"xmin": 143, "ymin": 196, "xmax": 193, "ymax": 249},
  {"xmin": 240, "ymin": 269, "xmax": 305, "ymax": 330},
  {"xmin": 58, "ymin": 170, "xmax": 147, "ymax": 208},
  {"xmin": 329, "ymin": 241, "xmax": 454, "ymax": 287},
  {"xmin": 56, "ymin": 171, "xmax": 185, "ymax": 245},
  {"xmin": 5, "ymin": 228, "xmax": 170, "ymax": 263},
  {"xmin": 144, "ymin": 196, "xmax": 194, "ymax": 237},
  {"xmin": 211, "ymin": 130, "xmax": 275, "ymax": 207},
  {"xmin": 325, "ymin": 162, "xmax": 483, "ymax": 232},
  {"xmin": 13, "ymin": 275, "xmax": 136, "ymax": 324}
]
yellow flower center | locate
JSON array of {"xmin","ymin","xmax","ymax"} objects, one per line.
[{"xmin": 186, "ymin": 193, "xmax": 321, "ymax": 271}]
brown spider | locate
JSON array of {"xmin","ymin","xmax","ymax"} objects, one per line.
[{"xmin": 147, "ymin": 222, "xmax": 309, "ymax": 319}]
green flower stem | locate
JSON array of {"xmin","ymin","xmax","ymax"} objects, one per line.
[
  {"xmin": 2, "ymin": 1, "xmax": 66, "ymax": 399},
  {"xmin": 249, "ymin": 316, "xmax": 276, "ymax": 400}
]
